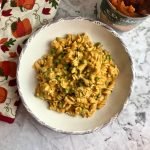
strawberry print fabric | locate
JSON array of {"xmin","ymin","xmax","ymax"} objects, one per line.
[{"xmin": 0, "ymin": 0, "xmax": 60, "ymax": 123}]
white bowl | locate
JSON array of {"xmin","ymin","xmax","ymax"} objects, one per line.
[{"xmin": 17, "ymin": 17, "xmax": 133, "ymax": 134}]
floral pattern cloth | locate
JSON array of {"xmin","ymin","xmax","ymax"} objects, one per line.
[{"xmin": 0, "ymin": 0, "xmax": 60, "ymax": 123}]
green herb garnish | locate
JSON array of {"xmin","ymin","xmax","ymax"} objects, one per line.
[
  {"xmin": 94, "ymin": 42, "xmax": 101, "ymax": 47},
  {"xmin": 77, "ymin": 78, "xmax": 85, "ymax": 87},
  {"xmin": 95, "ymin": 93, "xmax": 101, "ymax": 100},
  {"xmin": 50, "ymin": 48, "xmax": 56, "ymax": 55},
  {"xmin": 56, "ymin": 75, "xmax": 61, "ymax": 80},
  {"xmin": 58, "ymin": 102, "xmax": 64, "ymax": 108},
  {"xmin": 106, "ymin": 55, "xmax": 112, "ymax": 61},
  {"xmin": 95, "ymin": 77, "xmax": 100, "ymax": 81},
  {"xmin": 64, "ymin": 63, "xmax": 72, "ymax": 72},
  {"xmin": 64, "ymin": 88, "xmax": 69, "ymax": 94},
  {"xmin": 60, "ymin": 51, "xmax": 67, "ymax": 58},
  {"xmin": 54, "ymin": 59, "xmax": 61, "ymax": 65}
]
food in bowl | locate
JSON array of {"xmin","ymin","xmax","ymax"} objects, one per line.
[
  {"xmin": 110, "ymin": 0, "xmax": 135, "ymax": 17},
  {"xmin": 110, "ymin": 0, "xmax": 149, "ymax": 17},
  {"xmin": 33, "ymin": 33, "xmax": 119, "ymax": 117},
  {"xmin": 97, "ymin": 0, "xmax": 149, "ymax": 32}
]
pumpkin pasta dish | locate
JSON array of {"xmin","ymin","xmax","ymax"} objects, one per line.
[{"xmin": 33, "ymin": 33, "xmax": 119, "ymax": 117}]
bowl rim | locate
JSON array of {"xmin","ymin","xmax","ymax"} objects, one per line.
[
  {"xmin": 16, "ymin": 17, "xmax": 134, "ymax": 134},
  {"xmin": 106, "ymin": 0, "xmax": 148, "ymax": 19}
]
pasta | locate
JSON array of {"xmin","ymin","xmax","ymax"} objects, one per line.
[{"xmin": 33, "ymin": 33, "xmax": 119, "ymax": 117}]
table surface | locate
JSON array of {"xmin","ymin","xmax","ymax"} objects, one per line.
[{"xmin": 0, "ymin": 0, "xmax": 150, "ymax": 150}]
